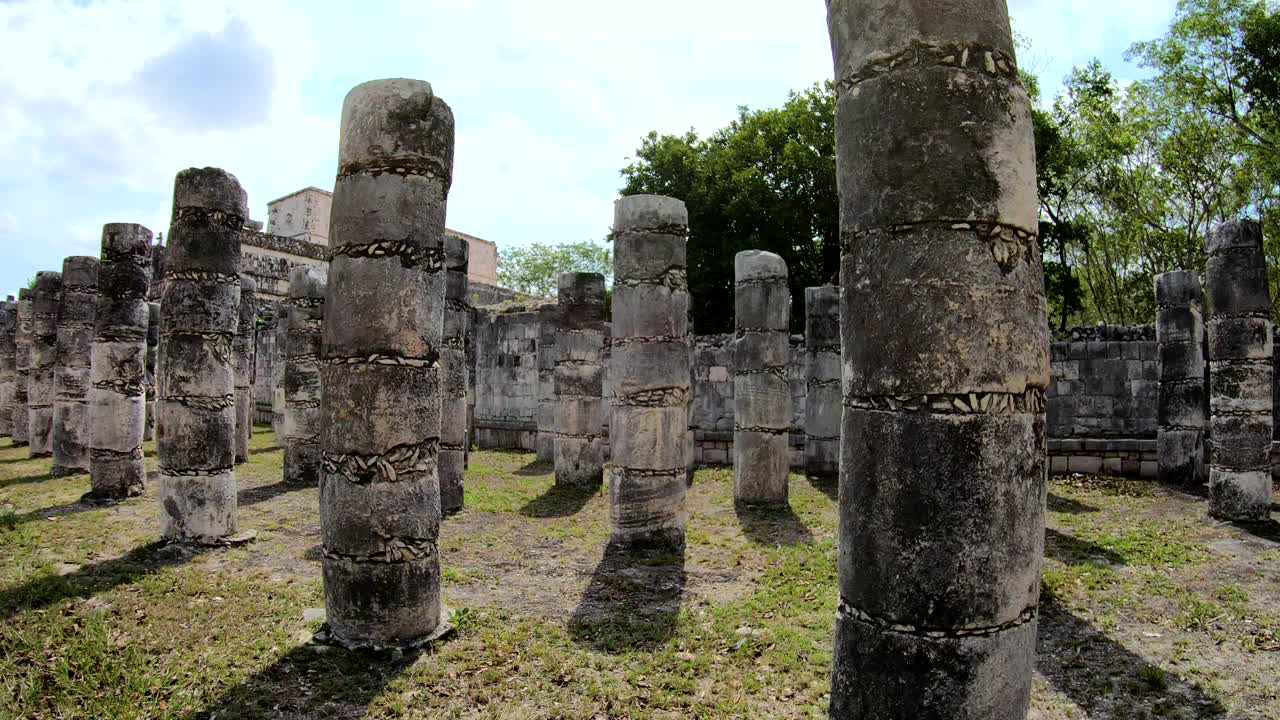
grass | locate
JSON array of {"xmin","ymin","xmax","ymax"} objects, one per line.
[{"xmin": 0, "ymin": 434, "xmax": 1277, "ymax": 718}]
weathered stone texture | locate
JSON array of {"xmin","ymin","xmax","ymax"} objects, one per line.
[
  {"xmin": 52, "ymin": 256, "xmax": 100, "ymax": 476},
  {"xmin": 1205, "ymin": 220, "xmax": 1273, "ymax": 521},
  {"xmin": 88, "ymin": 224, "xmax": 153, "ymax": 499},
  {"xmin": 733, "ymin": 251, "xmax": 791, "ymax": 505},
  {"xmin": 12, "ymin": 289, "xmax": 33, "ymax": 446},
  {"xmin": 234, "ymin": 275, "xmax": 258, "ymax": 464},
  {"xmin": 28, "ymin": 271, "xmax": 63, "ymax": 457},
  {"xmin": 144, "ymin": 302, "xmax": 159, "ymax": 442},
  {"xmin": 440, "ymin": 234, "xmax": 470, "ymax": 513},
  {"xmin": 320, "ymin": 78, "xmax": 453, "ymax": 648},
  {"xmin": 554, "ymin": 272, "xmax": 606, "ymax": 487},
  {"xmin": 609, "ymin": 194, "xmax": 691, "ymax": 550},
  {"xmin": 536, "ymin": 304, "xmax": 558, "ymax": 462},
  {"xmin": 272, "ymin": 302, "xmax": 290, "ymax": 437},
  {"xmin": 827, "ymin": 0, "xmax": 1048, "ymax": 716},
  {"xmin": 804, "ymin": 286, "xmax": 840, "ymax": 480},
  {"xmin": 0, "ymin": 300, "xmax": 15, "ymax": 437},
  {"xmin": 156, "ymin": 167, "xmax": 246, "ymax": 544},
  {"xmin": 284, "ymin": 266, "xmax": 325, "ymax": 487},
  {"xmin": 1154, "ymin": 271, "xmax": 1207, "ymax": 489}
]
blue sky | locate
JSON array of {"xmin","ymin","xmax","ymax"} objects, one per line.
[{"xmin": 0, "ymin": 0, "xmax": 1179, "ymax": 297}]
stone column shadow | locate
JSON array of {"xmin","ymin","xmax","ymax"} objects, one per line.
[
  {"xmin": 567, "ymin": 542, "xmax": 686, "ymax": 653},
  {"xmin": 518, "ymin": 481, "xmax": 598, "ymax": 518},
  {"xmin": 733, "ymin": 499, "xmax": 814, "ymax": 546}
]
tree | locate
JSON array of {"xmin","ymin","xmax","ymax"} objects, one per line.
[
  {"xmin": 496, "ymin": 241, "xmax": 612, "ymax": 299},
  {"xmin": 620, "ymin": 83, "xmax": 838, "ymax": 334}
]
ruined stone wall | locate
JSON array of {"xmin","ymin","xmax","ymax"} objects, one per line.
[
  {"xmin": 1047, "ymin": 326, "xmax": 1159, "ymax": 439},
  {"xmin": 472, "ymin": 305, "xmax": 545, "ymax": 450},
  {"xmin": 240, "ymin": 232, "xmax": 327, "ymax": 301}
]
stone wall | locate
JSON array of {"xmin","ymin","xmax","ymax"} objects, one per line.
[
  {"xmin": 240, "ymin": 231, "xmax": 327, "ymax": 301},
  {"xmin": 472, "ymin": 305, "xmax": 546, "ymax": 449},
  {"xmin": 1048, "ymin": 325, "xmax": 1159, "ymax": 439}
]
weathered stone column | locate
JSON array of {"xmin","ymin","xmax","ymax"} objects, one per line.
[
  {"xmin": 52, "ymin": 256, "xmax": 100, "ymax": 476},
  {"xmin": 0, "ymin": 299, "xmax": 15, "ymax": 437},
  {"xmin": 804, "ymin": 286, "xmax": 841, "ymax": 480},
  {"xmin": 156, "ymin": 167, "xmax": 246, "ymax": 544},
  {"xmin": 320, "ymin": 79, "xmax": 452, "ymax": 648},
  {"xmin": 827, "ymin": 2, "xmax": 1047, "ymax": 717},
  {"xmin": 144, "ymin": 302, "xmax": 159, "ymax": 442},
  {"xmin": 609, "ymin": 195, "xmax": 691, "ymax": 549},
  {"xmin": 271, "ymin": 301, "xmax": 289, "ymax": 439},
  {"xmin": 554, "ymin": 272, "xmax": 606, "ymax": 487},
  {"xmin": 440, "ymin": 234, "xmax": 469, "ymax": 513},
  {"xmin": 88, "ymin": 224, "xmax": 153, "ymax": 500},
  {"xmin": 536, "ymin": 305, "xmax": 558, "ymax": 463},
  {"xmin": 12, "ymin": 289, "xmax": 33, "ymax": 446},
  {"xmin": 284, "ymin": 266, "xmax": 325, "ymax": 487},
  {"xmin": 28, "ymin": 271, "xmax": 63, "ymax": 458},
  {"xmin": 1155, "ymin": 271, "xmax": 1207, "ymax": 488},
  {"xmin": 1205, "ymin": 220, "xmax": 1273, "ymax": 521},
  {"xmin": 234, "ymin": 275, "xmax": 258, "ymax": 464},
  {"xmin": 733, "ymin": 251, "xmax": 791, "ymax": 505}
]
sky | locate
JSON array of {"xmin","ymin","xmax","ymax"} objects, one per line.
[{"xmin": 0, "ymin": 0, "xmax": 1180, "ymax": 297}]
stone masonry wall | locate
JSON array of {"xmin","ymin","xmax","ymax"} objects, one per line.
[
  {"xmin": 1048, "ymin": 325, "xmax": 1159, "ymax": 439},
  {"xmin": 472, "ymin": 305, "xmax": 545, "ymax": 450}
]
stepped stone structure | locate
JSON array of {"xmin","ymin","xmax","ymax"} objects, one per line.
[
  {"xmin": 733, "ymin": 251, "xmax": 791, "ymax": 505},
  {"xmin": 144, "ymin": 303, "xmax": 159, "ymax": 442},
  {"xmin": 536, "ymin": 304, "xmax": 557, "ymax": 463},
  {"xmin": 553, "ymin": 272, "xmax": 607, "ymax": 487},
  {"xmin": 0, "ymin": 300, "xmax": 14, "ymax": 437},
  {"xmin": 1205, "ymin": 220, "xmax": 1273, "ymax": 521},
  {"xmin": 804, "ymin": 286, "xmax": 840, "ymax": 480},
  {"xmin": 283, "ymin": 266, "xmax": 325, "ymax": 486},
  {"xmin": 272, "ymin": 305, "xmax": 290, "ymax": 437},
  {"xmin": 12, "ymin": 289, "xmax": 33, "ymax": 446},
  {"xmin": 234, "ymin": 275, "xmax": 258, "ymax": 464},
  {"xmin": 88, "ymin": 224, "xmax": 153, "ymax": 499},
  {"xmin": 52, "ymin": 256, "xmax": 100, "ymax": 476},
  {"xmin": 827, "ymin": 1, "xmax": 1047, "ymax": 717},
  {"xmin": 609, "ymin": 194, "xmax": 691, "ymax": 550},
  {"xmin": 319, "ymin": 78, "xmax": 452, "ymax": 648},
  {"xmin": 156, "ymin": 168, "xmax": 246, "ymax": 544},
  {"xmin": 28, "ymin": 271, "xmax": 63, "ymax": 457},
  {"xmin": 1155, "ymin": 271, "xmax": 1207, "ymax": 488},
  {"xmin": 440, "ymin": 234, "xmax": 470, "ymax": 513}
]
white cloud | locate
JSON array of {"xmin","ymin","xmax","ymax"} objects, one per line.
[{"xmin": 0, "ymin": 211, "xmax": 16, "ymax": 234}]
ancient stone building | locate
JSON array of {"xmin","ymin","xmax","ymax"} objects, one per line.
[
  {"xmin": 826, "ymin": 0, "xmax": 1047, "ymax": 716},
  {"xmin": 283, "ymin": 266, "xmax": 325, "ymax": 487},
  {"xmin": 553, "ymin": 272, "xmax": 607, "ymax": 487},
  {"xmin": 440, "ymin": 234, "xmax": 470, "ymax": 513},
  {"xmin": 12, "ymin": 289, "xmax": 33, "ymax": 446},
  {"xmin": 28, "ymin": 271, "xmax": 63, "ymax": 458},
  {"xmin": 234, "ymin": 275, "xmax": 257, "ymax": 464},
  {"xmin": 803, "ymin": 286, "xmax": 840, "ymax": 480},
  {"xmin": 733, "ymin": 251, "xmax": 791, "ymax": 505},
  {"xmin": 1155, "ymin": 271, "xmax": 1207, "ymax": 488},
  {"xmin": 52, "ymin": 256, "xmax": 99, "ymax": 476}
]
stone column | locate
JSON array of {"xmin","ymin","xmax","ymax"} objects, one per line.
[
  {"xmin": 536, "ymin": 304, "xmax": 558, "ymax": 463},
  {"xmin": 554, "ymin": 272, "xmax": 606, "ymax": 487},
  {"xmin": 609, "ymin": 195, "xmax": 691, "ymax": 550},
  {"xmin": 234, "ymin": 275, "xmax": 258, "ymax": 464},
  {"xmin": 28, "ymin": 271, "xmax": 63, "ymax": 458},
  {"xmin": 52, "ymin": 256, "xmax": 100, "ymax": 476},
  {"xmin": 148, "ymin": 244, "xmax": 168, "ymax": 303},
  {"xmin": 12, "ymin": 289, "xmax": 33, "ymax": 446},
  {"xmin": 1155, "ymin": 271, "xmax": 1207, "ymax": 488},
  {"xmin": 0, "ymin": 299, "xmax": 15, "ymax": 437},
  {"xmin": 144, "ymin": 302, "xmax": 159, "ymax": 442},
  {"xmin": 440, "ymin": 234, "xmax": 470, "ymax": 513},
  {"xmin": 733, "ymin": 251, "xmax": 791, "ymax": 505},
  {"xmin": 320, "ymin": 79, "xmax": 453, "ymax": 648},
  {"xmin": 827, "ymin": 2, "xmax": 1047, "ymax": 717},
  {"xmin": 88, "ymin": 224, "xmax": 153, "ymax": 500},
  {"xmin": 156, "ymin": 167, "xmax": 246, "ymax": 544},
  {"xmin": 272, "ymin": 301, "xmax": 289, "ymax": 439},
  {"xmin": 804, "ymin": 286, "xmax": 840, "ymax": 480},
  {"xmin": 284, "ymin": 266, "xmax": 325, "ymax": 487},
  {"xmin": 1205, "ymin": 220, "xmax": 1273, "ymax": 521}
]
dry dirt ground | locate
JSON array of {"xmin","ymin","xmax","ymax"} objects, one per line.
[{"xmin": 0, "ymin": 429, "xmax": 1276, "ymax": 719}]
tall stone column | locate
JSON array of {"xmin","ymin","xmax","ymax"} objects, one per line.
[
  {"xmin": 320, "ymin": 79, "xmax": 453, "ymax": 648},
  {"xmin": 609, "ymin": 195, "xmax": 691, "ymax": 550},
  {"xmin": 12, "ymin": 289, "xmax": 33, "ymax": 447},
  {"xmin": 440, "ymin": 234, "xmax": 470, "ymax": 513},
  {"xmin": 88, "ymin": 224, "xmax": 153, "ymax": 500},
  {"xmin": 1155, "ymin": 271, "xmax": 1207, "ymax": 488},
  {"xmin": 536, "ymin": 305, "xmax": 558, "ymax": 462},
  {"xmin": 234, "ymin": 275, "xmax": 258, "ymax": 464},
  {"xmin": 554, "ymin": 272, "xmax": 606, "ymax": 487},
  {"xmin": 144, "ymin": 302, "xmax": 159, "ymax": 442},
  {"xmin": 52, "ymin": 256, "xmax": 100, "ymax": 476},
  {"xmin": 271, "ymin": 301, "xmax": 289, "ymax": 439},
  {"xmin": 28, "ymin": 271, "xmax": 63, "ymax": 458},
  {"xmin": 0, "ymin": 299, "xmax": 15, "ymax": 437},
  {"xmin": 1205, "ymin": 220, "xmax": 1273, "ymax": 521},
  {"xmin": 804, "ymin": 286, "xmax": 841, "ymax": 481},
  {"xmin": 284, "ymin": 266, "xmax": 325, "ymax": 487},
  {"xmin": 733, "ymin": 251, "xmax": 791, "ymax": 505},
  {"xmin": 156, "ymin": 167, "xmax": 246, "ymax": 544},
  {"xmin": 827, "ymin": 2, "xmax": 1047, "ymax": 717}
]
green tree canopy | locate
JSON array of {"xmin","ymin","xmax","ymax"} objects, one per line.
[{"xmin": 496, "ymin": 241, "xmax": 612, "ymax": 299}]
